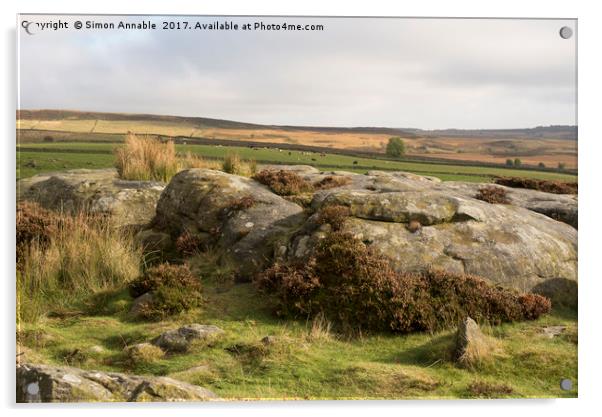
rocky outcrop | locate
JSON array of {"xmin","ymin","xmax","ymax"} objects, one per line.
[
  {"xmin": 273, "ymin": 169, "xmax": 577, "ymax": 305},
  {"xmin": 152, "ymin": 324, "xmax": 224, "ymax": 353},
  {"xmin": 128, "ymin": 166, "xmax": 576, "ymax": 304},
  {"xmin": 145, "ymin": 169, "xmax": 306, "ymax": 277},
  {"xmin": 17, "ymin": 169, "xmax": 164, "ymax": 229},
  {"xmin": 16, "ymin": 363, "xmax": 218, "ymax": 402},
  {"xmin": 440, "ymin": 182, "xmax": 578, "ymax": 228}
]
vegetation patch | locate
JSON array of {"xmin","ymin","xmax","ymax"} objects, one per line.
[
  {"xmin": 16, "ymin": 202, "xmax": 59, "ymax": 268},
  {"xmin": 495, "ymin": 177, "xmax": 577, "ymax": 194},
  {"xmin": 466, "ymin": 381, "xmax": 514, "ymax": 398},
  {"xmin": 256, "ymin": 231, "xmax": 551, "ymax": 333},
  {"xmin": 476, "ymin": 186, "xmax": 510, "ymax": 204},
  {"xmin": 313, "ymin": 175, "xmax": 352, "ymax": 190},
  {"xmin": 316, "ymin": 204, "xmax": 351, "ymax": 231},
  {"xmin": 17, "ymin": 209, "xmax": 141, "ymax": 323},
  {"xmin": 114, "ymin": 133, "xmax": 180, "ymax": 182},
  {"xmin": 175, "ymin": 232, "xmax": 204, "ymax": 256},
  {"xmin": 128, "ymin": 263, "xmax": 204, "ymax": 321},
  {"xmin": 222, "ymin": 152, "xmax": 257, "ymax": 176},
  {"xmin": 253, "ymin": 169, "xmax": 314, "ymax": 196}
]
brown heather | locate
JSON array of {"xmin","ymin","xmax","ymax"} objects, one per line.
[
  {"xmin": 256, "ymin": 231, "xmax": 551, "ymax": 333},
  {"xmin": 253, "ymin": 169, "xmax": 314, "ymax": 196}
]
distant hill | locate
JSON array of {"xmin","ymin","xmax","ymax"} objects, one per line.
[{"xmin": 16, "ymin": 109, "xmax": 577, "ymax": 140}]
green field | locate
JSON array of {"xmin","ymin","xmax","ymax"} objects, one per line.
[
  {"xmin": 17, "ymin": 142, "xmax": 578, "ymax": 183},
  {"xmin": 18, "ymin": 279, "xmax": 577, "ymax": 400}
]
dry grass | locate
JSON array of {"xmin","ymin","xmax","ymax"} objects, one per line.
[
  {"xmin": 456, "ymin": 332, "xmax": 502, "ymax": 369},
  {"xmin": 17, "ymin": 211, "xmax": 142, "ymax": 323},
  {"xmin": 222, "ymin": 152, "xmax": 257, "ymax": 176},
  {"xmin": 466, "ymin": 381, "xmax": 514, "ymax": 398},
  {"xmin": 307, "ymin": 313, "xmax": 333, "ymax": 342},
  {"xmin": 124, "ymin": 343, "xmax": 164, "ymax": 366},
  {"xmin": 114, "ymin": 133, "xmax": 180, "ymax": 182}
]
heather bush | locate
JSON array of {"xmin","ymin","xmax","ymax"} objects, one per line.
[
  {"xmin": 175, "ymin": 231, "xmax": 203, "ymax": 256},
  {"xmin": 256, "ymin": 232, "xmax": 551, "ymax": 333},
  {"xmin": 313, "ymin": 175, "xmax": 352, "ymax": 190},
  {"xmin": 128, "ymin": 263, "xmax": 203, "ymax": 320},
  {"xmin": 316, "ymin": 204, "xmax": 351, "ymax": 231},
  {"xmin": 16, "ymin": 202, "xmax": 59, "ymax": 267},
  {"xmin": 476, "ymin": 186, "xmax": 510, "ymax": 204},
  {"xmin": 253, "ymin": 169, "xmax": 314, "ymax": 195},
  {"xmin": 494, "ymin": 177, "xmax": 577, "ymax": 194}
]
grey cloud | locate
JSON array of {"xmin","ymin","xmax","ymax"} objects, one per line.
[{"xmin": 18, "ymin": 16, "xmax": 576, "ymax": 129}]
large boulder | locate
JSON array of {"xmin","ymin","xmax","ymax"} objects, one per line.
[
  {"xmin": 16, "ymin": 363, "xmax": 218, "ymax": 402},
  {"xmin": 145, "ymin": 168, "xmax": 306, "ymax": 277},
  {"xmin": 17, "ymin": 169, "xmax": 164, "ymax": 229},
  {"xmin": 440, "ymin": 181, "xmax": 578, "ymax": 228},
  {"xmin": 287, "ymin": 173, "xmax": 577, "ymax": 305}
]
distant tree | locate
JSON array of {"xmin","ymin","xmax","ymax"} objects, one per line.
[
  {"xmin": 538, "ymin": 162, "xmax": 546, "ymax": 168},
  {"xmin": 505, "ymin": 159, "xmax": 514, "ymax": 167},
  {"xmin": 386, "ymin": 137, "xmax": 405, "ymax": 158},
  {"xmin": 558, "ymin": 162, "xmax": 566, "ymax": 170},
  {"xmin": 514, "ymin": 158, "xmax": 522, "ymax": 167}
]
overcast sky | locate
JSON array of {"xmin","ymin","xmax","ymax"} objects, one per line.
[{"xmin": 18, "ymin": 16, "xmax": 576, "ymax": 129}]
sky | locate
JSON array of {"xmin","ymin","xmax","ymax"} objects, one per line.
[{"xmin": 18, "ymin": 16, "xmax": 577, "ymax": 129}]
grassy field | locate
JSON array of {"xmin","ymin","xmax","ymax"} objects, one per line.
[
  {"xmin": 17, "ymin": 142, "xmax": 578, "ymax": 183},
  {"xmin": 18, "ymin": 279, "xmax": 577, "ymax": 400},
  {"xmin": 17, "ymin": 112, "xmax": 578, "ymax": 169}
]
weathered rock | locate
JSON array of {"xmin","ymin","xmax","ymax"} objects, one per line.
[
  {"xmin": 152, "ymin": 324, "xmax": 224, "ymax": 353},
  {"xmin": 441, "ymin": 181, "xmax": 578, "ymax": 228},
  {"xmin": 145, "ymin": 168, "xmax": 306, "ymax": 278},
  {"xmin": 17, "ymin": 169, "xmax": 165, "ymax": 229},
  {"xmin": 288, "ymin": 174, "xmax": 577, "ymax": 303},
  {"xmin": 454, "ymin": 317, "xmax": 489, "ymax": 365},
  {"xmin": 541, "ymin": 326, "xmax": 567, "ymax": 339},
  {"xmin": 261, "ymin": 335, "xmax": 277, "ymax": 345},
  {"xmin": 128, "ymin": 292, "xmax": 155, "ymax": 319},
  {"xmin": 125, "ymin": 343, "xmax": 164, "ymax": 362},
  {"xmin": 16, "ymin": 363, "xmax": 217, "ymax": 402}
]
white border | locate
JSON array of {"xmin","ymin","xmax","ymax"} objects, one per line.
[{"xmin": 3, "ymin": 1, "xmax": 600, "ymax": 416}]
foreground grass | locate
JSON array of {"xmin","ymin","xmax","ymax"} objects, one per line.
[
  {"xmin": 17, "ymin": 142, "xmax": 578, "ymax": 183},
  {"xmin": 17, "ymin": 278, "xmax": 577, "ymax": 400}
]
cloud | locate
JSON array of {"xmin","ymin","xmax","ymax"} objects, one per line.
[{"xmin": 18, "ymin": 16, "xmax": 576, "ymax": 129}]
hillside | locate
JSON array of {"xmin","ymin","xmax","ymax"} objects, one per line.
[{"xmin": 17, "ymin": 110, "xmax": 578, "ymax": 169}]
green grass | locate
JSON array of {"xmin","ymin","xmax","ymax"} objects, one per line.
[
  {"xmin": 17, "ymin": 151, "xmax": 115, "ymax": 179},
  {"xmin": 17, "ymin": 142, "xmax": 578, "ymax": 183},
  {"xmin": 18, "ymin": 275, "xmax": 577, "ymax": 400}
]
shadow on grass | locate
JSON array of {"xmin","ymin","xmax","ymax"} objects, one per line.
[{"xmin": 383, "ymin": 333, "xmax": 455, "ymax": 368}]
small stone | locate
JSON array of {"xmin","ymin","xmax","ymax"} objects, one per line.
[
  {"xmin": 245, "ymin": 222, "xmax": 254, "ymax": 228},
  {"xmin": 408, "ymin": 220, "xmax": 422, "ymax": 233},
  {"xmin": 542, "ymin": 325, "xmax": 567, "ymax": 339},
  {"xmin": 152, "ymin": 324, "xmax": 224, "ymax": 353},
  {"xmin": 89, "ymin": 345, "xmax": 104, "ymax": 354},
  {"xmin": 261, "ymin": 335, "xmax": 277, "ymax": 345},
  {"xmin": 129, "ymin": 292, "xmax": 155, "ymax": 318}
]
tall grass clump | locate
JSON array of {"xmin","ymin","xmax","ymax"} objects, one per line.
[
  {"xmin": 222, "ymin": 152, "xmax": 257, "ymax": 176},
  {"xmin": 17, "ymin": 203, "xmax": 141, "ymax": 323},
  {"xmin": 114, "ymin": 133, "xmax": 180, "ymax": 182}
]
